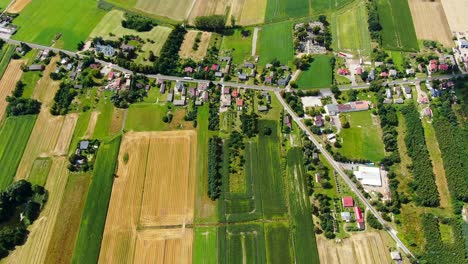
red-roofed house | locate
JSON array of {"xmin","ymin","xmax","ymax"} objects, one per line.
[
  {"xmin": 380, "ymin": 72, "xmax": 388, "ymax": 78},
  {"xmin": 236, "ymin": 98, "xmax": 244, "ymax": 111},
  {"xmin": 354, "ymin": 206, "xmax": 365, "ymax": 229},
  {"xmin": 315, "ymin": 115, "xmax": 324, "ymax": 127},
  {"xmin": 338, "ymin": 68, "xmax": 350, "ymax": 75},
  {"xmin": 355, "ymin": 67, "xmax": 363, "ymax": 75},
  {"xmin": 342, "ymin": 196, "xmax": 354, "ymax": 208},
  {"xmin": 429, "ymin": 60, "xmax": 438, "ymax": 72},
  {"xmin": 438, "ymin": 64, "xmax": 449, "ymax": 71},
  {"xmin": 231, "ymin": 89, "xmax": 239, "ymax": 98},
  {"xmin": 211, "ymin": 64, "xmax": 220, "ymax": 71},
  {"xmin": 204, "ymin": 66, "xmax": 209, "ymax": 72},
  {"xmin": 184, "ymin": 66, "xmax": 193, "ymax": 73},
  {"xmin": 108, "ymin": 71, "xmax": 114, "ymax": 81}
]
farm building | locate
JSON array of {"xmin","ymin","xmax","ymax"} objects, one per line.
[
  {"xmin": 28, "ymin": 64, "xmax": 44, "ymax": 71},
  {"xmin": 342, "ymin": 196, "xmax": 354, "ymax": 208},
  {"xmin": 79, "ymin": 140, "xmax": 89, "ymax": 150},
  {"xmin": 353, "ymin": 166, "xmax": 382, "ymax": 186},
  {"xmin": 324, "ymin": 101, "xmax": 370, "ymax": 116},
  {"xmin": 354, "ymin": 206, "xmax": 365, "ymax": 229}
]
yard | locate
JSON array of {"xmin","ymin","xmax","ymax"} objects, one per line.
[
  {"xmin": 12, "ymin": 0, "xmax": 106, "ymax": 50},
  {"xmin": 220, "ymin": 28, "xmax": 254, "ymax": 65},
  {"xmin": 338, "ymin": 111, "xmax": 385, "ymax": 162},
  {"xmin": 258, "ymin": 21, "xmax": 294, "ymax": 67},
  {"xmin": 296, "ymin": 55, "xmax": 333, "ymax": 89}
]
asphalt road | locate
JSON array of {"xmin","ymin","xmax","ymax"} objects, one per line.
[{"xmin": 275, "ymin": 91, "xmax": 416, "ymax": 259}]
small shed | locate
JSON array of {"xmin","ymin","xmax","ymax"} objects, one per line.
[{"xmin": 79, "ymin": 141, "xmax": 90, "ymax": 150}]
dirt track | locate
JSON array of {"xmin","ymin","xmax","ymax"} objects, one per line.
[{"xmin": 7, "ymin": 0, "xmax": 31, "ymax": 13}]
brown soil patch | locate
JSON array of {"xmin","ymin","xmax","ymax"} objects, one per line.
[
  {"xmin": 109, "ymin": 107, "xmax": 125, "ymax": 135},
  {"xmin": 53, "ymin": 113, "xmax": 78, "ymax": 156},
  {"xmin": 99, "ymin": 131, "xmax": 196, "ymax": 263},
  {"xmin": 7, "ymin": 0, "xmax": 32, "ymax": 13},
  {"xmin": 317, "ymin": 232, "xmax": 392, "ymax": 264},
  {"xmin": 441, "ymin": 0, "xmax": 468, "ymax": 32},
  {"xmin": 179, "ymin": 30, "xmax": 212, "ymax": 61},
  {"xmin": 408, "ymin": 0, "xmax": 453, "ymax": 47},
  {"xmin": 84, "ymin": 111, "xmax": 100, "ymax": 138},
  {"xmin": 0, "ymin": 59, "xmax": 24, "ymax": 121}
]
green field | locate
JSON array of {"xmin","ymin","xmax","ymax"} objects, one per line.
[
  {"xmin": 27, "ymin": 158, "xmax": 52, "ymax": 186},
  {"xmin": 68, "ymin": 111, "xmax": 92, "ymax": 155},
  {"xmin": 265, "ymin": 222, "xmax": 294, "ymax": 264},
  {"xmin": 72, "ymin": 135, "xmax": 122, "ymax": 264},
  {"xmin": 310, "ymin": 0, "xmax": 355, "ymax": 13},
  {"xmin": 93, "ymin": 91, "xmax": 115, "ymax": 139},
  {"xmin": 219, "ymin": 223, "xmax": 267, "ymax": 263},
  {"xmin": 20, "ymin": 71, "xmax": 41, "ymax": 99},
  {"xmin": 125, "ymin": 103, "xmax": 166, "ymax": 131},
  {"xmin": 89, "ymin": 10, "xmax": 172, "ymax": 62},
  {"xmin": 376, "ymin": 0, "xmax": 419, "ymax": 51},
  {"xmin": 331, "ymin": 2, "xmax": 371, "ymax": 55},
  {"xmin": 13, "ymin": 0, "xmax": 106, "ymax": 50},
  {"xmin": 296, "ymin": 55, "xmax": 333, "ymax": 88},
  {"xmin": 264, "ymin": 0, "xmax": 310, "ymax": 22},
  {"xmin": 338, "ymin": 111, "xmax": 385, "ymax": 162},
  {"xmin": 0, "ymin": 115, "xmax": 37, "ymax": 190},
  {"xmin": 193, "ymin": 227, "xmax": 217, "ymax": 264},
  {"xmin": 220, "ymin": 28, "xmax": 253, "ymax": 65},
  {"xmin": 286, "ymin": 148, "xmax": 320, "ymax": 263},
  {"xmin": 258, "ymin": 21, "xmax": 294, "ymax": 67},
  {"xmin": 0, "ymin": 44, "xmax": 15, "ymax": 79}
]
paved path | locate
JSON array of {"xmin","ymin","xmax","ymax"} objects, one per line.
[{"xmin": 274, "ymin": 91, "xmax": 416, "ymax": 259}]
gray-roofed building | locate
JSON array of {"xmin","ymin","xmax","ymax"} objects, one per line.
[
  {"xmin": 195, "ymin": 100, "xmax": 203, "ymax": 106},
  {"xmin": 174, "ymin": 99, "xmax": 186, "ymax": 106},
  {"xmin": 176, "ymin": 81, "xmax": 185, "ymax": 92},
  {"xmin": 74, "ymin": 84, "xmax": 83, "ymax": 89},
  {"xmin": 28, "ymin": 64, "xmax": 44, "ymax": 71},
  {"xmin": 95, "ymin": 44, "xmax": 115, "ymax": 57},
  {"xmin": 403, "ymin": 85, "xmax": 412, "ymax": 99},
  {"xmin": 341, "ymin": 212, "xmax": 351, "ymax": 222},
  {"xmin": 239, "ymin": 74, "xmax": 248, "ymax": 81},
  {"xmin": 219, "ymin": 56, "xmax": 232, "ymax": 63},
  {"xmin": 167, "ymin": 91, "xmax": 174, "ymax": 102},
  {"xmin": 277, "ymin": 74, "xmax": 291, "ymax": 86},
  {"xmin": 258, "ymin": 105, "xmax": 268, "ymax": 112},
  {"xmin": 324, "ymin": 104, "xmax": 339, "ymax": 116},
  {"xmin": 215, "ymin": 71, "xmax": 224, "ymax": 77},
  {"xmin": 70, "ymin": 71, "xmax": 77, "ymax": 80},
  {"xmin": 386, "ymin": 88, "xmax": 393, "ymax": 99},
  {"xmin": 243, "ymin": 61, "xmax": 255, "ymax": 69},
  {"xmin": 79, "ymin": 141, "xmax": 89, "ymax": 150},
  {"xmin": 160, "ymin": 83, "xmax": 166, "ymax": 94}
]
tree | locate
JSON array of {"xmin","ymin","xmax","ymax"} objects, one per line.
[{"xmin": 366, "ymin": 213, "xmax": 383, "ymax": 229}]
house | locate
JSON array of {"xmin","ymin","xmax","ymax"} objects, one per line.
[
  {"xmin": 264, "ymin": 76, "xmax": 273, "ymax": 85},
  {"xmin": 458, "ymin": 39, "xmax": 468, "ymax": 49},
  {"xmin": 215, "ymin": 71, "xmax": 224, "ymax": 78},
  {"xmin": 324, "ymin": 104, "xmax": 339, "ymax": 116},
  {"xmin": 108, "ymin": 71, "xmax": 114, "ymax": 81},
  {"xmin": 337, "ymin": 104, "xmax": 353, "ymax": 112},
  {"xmin": 314, "ymin": 115, "xmax": 323, "ymax": 127},
  {"xmin": 166, "ymin": 91, "xmax": 174, "ymax": 102},
  {"xmin": 173, "ymin": 99, "xmax": 186, "ymax": 106},
  {"xmin": 79, "ymin": 141, "xmax": 90, "ymax": 150},
  {"xmin": 422, "ymin": 107, "xmax": 433, "ymax": 117},
  {"xmin": 222, "ymin": 86, "xmax": 230, "ymax": 94},
  {"xmin": 231, "ymin": 89, "xmax": 239, "ymax": 98},
  {"xmin": 354, "ymin": 207, "xmax": 365, "ymax": 229},
  {"xmin": 389, "ymin": 69, "xmax": 397, "ymax": 77},
  {"xmin": 394, "ymin": 98, "xmax": 404, "ymax": 104},
  {"xmin": 28, "ymin": 64, "xmax": 44, "ymax": 71},
  {"xmin": 355, "ymin": 67, "xmax": 363, "ymax": 75},
  {"xmin": 95, "ymin": 44, "xmax": 115, "ymax": 57},
  {"xmin": 337, "ymin": 68, "xmax": 350, "ymax": 75},
  {"xmin": 341, "ymin": 212, "xmax": 352, "ymax": 222},
  {"xmin": 176, "ymin": 81, "xmax": 185, "ymax": 92},
  {"xmin": 284, "ymin": 115, "xmax": 292, "ymax": 128},
  {"xmin": 386, "ymin": 88, "xmax": 393, "ymax": 99},
  {"xmin": 429, "ymin": 60, "xmax": 438, "ymax": 72},
  {"xmin": 380, "ymin": 72, "xmax": 389, "ymax": 78},
  {"xmin": 70, "ymin": 71, "xmax": 77, "ymax": 80},
  {"xmin": 403, "ymin": 86, "xmax": 412, "ymax": 99},
  {"xmin": 236, "ymin": 98, "xmax": 244, "ymax": 111},
  {"xmin": 219, "ymin": 56, "xmax": 232, "ymax": 63},
  {"xmin": 258, "ymin": 105, "xmax": 268, "ymax": 112},
  {"xmin": 60, "ymin": 58, "xmax": 69, "ymax": 65},
  {"xmin": 238, "ymin": 73, "xmax": 248, "ymax": 81},
  {"xmin": 211, "ymin": 64, "xmax": 220, "ymax": 71},
  {"xmin": 353, "ymin": 101, "xmax": 369, "ymax": 111},
  {"xmin": 277, "ymin": 74, "xmax": 291, "ymax": 86},
  {"xmin": 221, "ymin": 94, "xmax": 231, "ymax": 107},
  {"xmin": 160, "ymin": 83, "xmax": 166, "ymax": 94},
  {"xmin": 197, "ymin": 82, "xmax": 208, "ymax": 90},
  {"xmin": 184, "ymin": 67, "xmax": 194, "ymax": 73},
  {"xmin": 390, "ymin": 251, "xmax": 402, "ymax": 261},
  {"xmin": 243, "ymin": 61, "xmax": 255, "ymax": 69},
  {"xmin": 438, "ymin": 64, "xmax": 449, "ymax": 71},
  {"xmin": 120, "ymin": 44, "xmax": 135, "ymax": 52},
  {"xmin": 342, "ymin": 196, "xmax": 354, "ymax": 208},
  {"xmin": 125, "ymin": 79, "xmax": 131, "ymax": 89},
  {"xmin": 406, "ymin": 68, "xmax": 415, "ymax": 75},
  {"xmin": 418, "ymin": 95, "xmax": 429, "ymax": 104}
]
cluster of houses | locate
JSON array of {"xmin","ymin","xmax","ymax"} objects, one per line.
[
  {"xmin": 264, "ymin": 64, "xmax": 292, "ymax": 86},
  {"xmin": 383, "ymin": 85, "xmax": 412, "ymax": 104},
  {"xmin": 220, "ymin": 86, "xmax": 244, "ymax": 110},
  {"xmin": 423, "ymin": 58, "xmax": 451, "ymax": 74},
  {"xmin": 105, "ymin": 71, "xmax": 133, "ymax": 91},
  {"xmin": 184, "ymin": 56, "xmax": 231, "ymax": 79},
  {"xmin": 454, "ymin": 33, "xmax": 468, "ymax": 72},
  {"xmin": 340, "ymin": 196, "xmax": 365, "ymax": 230},
  {"xmin": 293, "ymin": 21, "xmax": 327, "ymax": 54},
  {"xmin": 69, "ymin": 140, "xmax": 100, "ymax": 172},
  {"xmin": 324, "ymin": 101, "xmax": 370, "ymax": 116},
  {"xmin": 0, "ymin": 15, "xmax": 16, "ymax": 36},
  {"xmin": 162, "ymin": 80, "xmax": 209, "ymax": 107}
]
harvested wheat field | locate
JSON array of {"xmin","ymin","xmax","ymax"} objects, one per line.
[
  {"xmin": 53, "ymin": 113, "xmax": 78, "ymax": 156},
  {"xmin": 409, "ymin": 0, "xmax": 453, "ymax": 47},
  {"xmin": 317, "ymin": 232, "xmax": 392, "ymax": 264},
  {"xmin": 237, "ymin": 0, "xmax": 266, "ymax": 25},
  {"xmin": 109, "ymin": 107, "xmax": 125, "ymax": 135},
  {"xmin": 7, "ymin": 0, "xmax": 32, "ymax": 13},
  {"xmin": 99, "ymin": 131, "xmax": 197, "ymax": 263},
  {"xmin": 441, "ymin": 0, "xmax": 468, "ymax": 32},
  {"xmin": 84, "ymin": 111, "xmax": 100, "ymax": 138},
  {"xmin": 0, "ymin": 59, "xmax": 24, "ymax": 120},
  {"xmin": 179, "ymin": 30, "xmax": 212, "ymax": 61},
  {"xmin": 135, "ymin": 0, "xmax": 194, "ymax": 21},
  {"xmin": 32, "ymin": 57, "xmax": 60, "ymax": 107},
  {"xmin": 3, "ymin": 158, "xmax": 69, "ymax": 264},
  {"xmin": 188, "ymin": 0, "xmax": 230, "ymax": 23}
]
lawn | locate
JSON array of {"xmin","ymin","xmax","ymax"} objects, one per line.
[
  {"xmin": 296, "ymin": 55, "xmax": 333, "ymax": 88},
  {"xmin": 72, "ymin": 135, "xmax": 122, "ymax": 264},
  {"xmin": 12, "ymin": 0, "xmax": 106, "ymax": 50},
  {"xmin": 0, "ymin": 44, "xmax": 15, "ymax": 79},
  {"xmin": 376, "ymin": 0, "xmax": 419, "ymax": 51},
  {"xmin": 193, "ymin": 227, "xmax": 217, "ymax": 264},
  {"xmin": 20, "ymin": 71, "xmax": 41, "ymax": 99},
  {"xmin": 89, "ymin": 10, "xmax": 172, "ymax": 63},
  {"xmin": 93, "ymin": 91, "xmax": 114, "ymax": 139},
  {"xmin": 310, "ymin": 0, "xmax": 355, "ymax": 13},
  {"xmin": 125, "ymin": 103, "xmax": 166, "ymax": 131},
  {"xmin": 338, "ymin": 111, "xmax": 385, "ymax": 162},
  {"xmin": 258, "ymin": 21, "xmax": 294, "ymax": 67},
  {"xmin": 0, "ymin": 115, "xmax": 37, "ymax": 190},
  {"xmin": 220, "ymin": 28, "xmax": 253, "ymax": 65},
  {"xmin": 27, "ymin": 158, "xmax": 52, "ymax": 186},
  {"xmin": 264, "ymin": 0, "xmax": 310, "ymax": 23},
  {"xmin": 331, "ymin": 2, "xmax": 371, "ymax": 56}
]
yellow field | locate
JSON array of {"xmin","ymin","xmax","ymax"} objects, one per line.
[
  {"xmin": 179, "ymin": 30, "xmax": 212, "ymax": 61},
  {"xmin": 32, "ymin": 57, "xmax": 60, "ymax": 107},
  {"xmin": 84, "ymin": 111, "xmax": 100, "ymax": 138},
  {"xmin": 188, "ymin": 0, "xmax": 230, "ymax": 23},
  {"xmin": 237, "ymin": 0, "xmax": 266, "ymax": 25},
  {"xmin": 135, "ymin": 0, "xmax": 194, "ymax": 21},
  {"xmin": 408, "ymin": 0, "xmax": 453, "ymax": 47},
  {"xmin": 109, "ymin": 107, "xmax": 125, "ymax": 135},
  {"xmin": 317, "ymin": 232, "xmax": 392, "ymax": 264},
  {"xmin": 3, "ymin": 158, "xmax": 70, "ymax": 264},
  {"xmin": 7, "ymin": 0, "xmax": 32, "ymax": 13},
  {"xmin": 441, "ymin": 0, "xmax": 468, "ymax": 32},
  {"xmin": 0, "ymin": 59, "xmax": 25, "ymax": 121},
  {"xmin": 99, "ymin": 131, "xmax": 196, "ymax": 263},
  {"xmin": 52, "ymin": 113, "xmax": 78, "ymax": 156}
]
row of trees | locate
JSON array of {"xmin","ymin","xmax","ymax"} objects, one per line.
[
  {"xmin": 5, "ymin": 80, "xmax": 41, "ymax": 117},
  {"xmin": 153, "ymin": 25, "xmax": 187, "ymax": 75},
  {"xmin": 283, "ymin": 92, "xmax": 305, "ymax": 117},
  {"xmin": 51, "ymin": 83, "xmax": 78, "ymax": 115},
  {"xmin": 208, "ymin": 84, "xmax": 221, "ymax": 130},
  {"xmin": 366, "ymin": 0, "xmax": 382, "ymax": 43},
  {"xmin": 122, "ymin": 13, "xmax": 156, "ymax": 32},
  {"xmin": 401, "ymin": 104, "xmax": 439, "ymax": 207},
  {"xmin": 207, "ymin": 137, "xmax": 223, "ymax": 200},
  {"xmin": 194, "ymin": 15, "xmax": 227, "ymax": 33}
]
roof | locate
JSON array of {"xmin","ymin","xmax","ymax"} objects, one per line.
[
  {"xmin": 353, "ymin": 101, "xmax": 369, "ymax": 110},
  {"xmin": 79, "ymin": 141, "xmax": 89, "ymax": 150},
  {"xmin": 222, "ymin": 86, "xmax": 230, "ymax": 94},
  {"xmin": 236, "ymin": 98, "xmax": 244, "ymax": 107},
  {"xmin": 390, "ymin": 251, "xmax": 402, "ymax": 260},
  {"xmin": 337, "ymin": 104, "xmax": 353, "ymax": 112},
  {"xmin": 354, "ymin": 206, "xmax": 363, "ymax": 221},
  {"xmin": 341, "ymin": 212, "xmax": 351, "ymax": 220},
  {"xmin": 353, "ymin": 166, "xmax": 382, "ymax": 186},
  {"xmin": 258, "ymin": 105, "xmax": 268, "ymax": 111},
  {"xmin": 28, "ymin": 64, "xmax": 44, "ymax": 71},
  {"xmin": 342, "ymin": 196, "xmax": 354, "ymax": 207}
]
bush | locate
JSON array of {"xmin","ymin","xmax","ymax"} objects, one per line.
[
  {"xmin": 121, "ymin": 13, "xmax": 155, "ymax": 32},
  {"xmin": 207, "ymin": 137, "xmax": 223, "ymax": 200},
  {"xmin": 194, "ymin": 15, "xmax": 226, "ymax": 32},
  {"xmin": 366, "ymin": 213, "xmax": 383, "ymax": 229}
]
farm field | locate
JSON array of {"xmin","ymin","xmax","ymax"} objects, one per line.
[
  {"xmin": 125, "ymin": 103, "xmax": 194, "ymax": 131},
  {"xmin": 135, "ymin": 0, "xmax": 193, "ymax": 21},
  {"xmin": 188, "ymin": 0, "xmax": 229, "ymax": 24},
  {"xmin": 220, "ymin": 28, "xmax": 253, "ymax": 65},
  {"xmin": 72, "ymin": 136, "xmax": 122, "ymax": 264},
  {"xmin": 218, "ymin": 223, "xmax": 267, "ymax": 263},
  {"xmin": 20, "ymin": 71, "xmax": 41, "ymax": 99},
  {"xmin": 0, "ymin": 115, "xmax": 37, "ymax": 190},
  {"xmin": 98, "ymin": 131, "xmax": 196, "ymax": 263},
  {"xmin": 338, "ymin": 111, "xmax": 385, "ymax": 162},
  {"xmin": 317, "ymin": 232, "xmax": 392, "ymax": 264},
  {"xmin": 27, "ymin": 158, "xmax": 52, "ymax": 186},
  {"xmin": 89, "ymin": 10, "xmax": 172, "ymax": 61},
  {"xmin": 296, "ymin": 55, "xmax": 333, "ymax": 88},
  {"xmin": 264, "ymin": 0, "xmax": 310, "ymax": 23},
  {"xmin": 258, "ymin": 21, "xmax": 294, "ymax": 66},
  {"xmin": 408, "ymin": 0, "xmax": 453, "ymax": 47},
  {"xmin": 67, "ymin": 111, "xmax": 92, "ymax": 156},
  {"xmin": 31, "ymin": 57, "xmax": 60, "ymax": 107},
  {"xmin": 193, "ymin": 227, "xmax": 217, "ymax": 264},
  {"xmin": 0, "ymin": 59, "xmax": 25, "ymax": 121},
  {"xmin": 12, "ymin": 0, "xmax": 106, "ymax": 50},
  {"xmin": 310, "ymin": 0, "xmax": 355, "ymax": 13},
  {"xmin": 441, "ymin": 0, "xmax": 468, "ymax": 32},
  {"xmin": 265, "ymin": 222, "xmax": 294, "ymax": 264},
  {"xmin": 331, "ymin": 2, "xmax": 371, "ymax": 55},
  {"xmin": 7, "ymin": 0, "xmax": 31, "ymax": 13},
  {"xmin": 376, "ymin": 0, "xmax": 419, "ymax": 51},
  {"xmin": 179, "ymin": 30, "xmax": 212, "ymax": 61},
  {"xmin": 234, "ymin": 0, "xmax": 267, "ymax": 25},
  {"xmin": 0, "ymin": 44, "xmax": 16, "ymax": 80},
  {"xmin": 93, "ymin": 91, "xmax": 116, "ymax": 139}
]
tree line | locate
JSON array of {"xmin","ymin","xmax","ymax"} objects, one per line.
[
  {"xmin": 207, "ymin": 136, "xmax": 223, "ymax": 200},
  {"xmin": 5, "ymin": 81, "xmax": 41, "ymax": 117}
]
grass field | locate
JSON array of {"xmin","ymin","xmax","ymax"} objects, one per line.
[
  {"xmin": 235, "ymin": 0, "xmax": 267, "ymax": 25},
  {"xmin": 264, "ymin": 0, "xmax": 310, "ymax": 22},
  {"xmin": 338, "ymin": 111, "xmax": 385, "ymax": 162},
  {"xmin": 72, "ymin": 135, "xmax": 122, "ymax": 264},
  {"xmin": 265, "ymin": 222, "xmax": 294, "ymax": 264},
  {"xmin": 20, "ymin": 71, "xmax": 41, "ymax": 99},
  {"xmin": 296, "ymin": 55, "xmax": 333, "ymax": 88},
  {"xmin": 125, "ymin": 103, "xmax": 194, "ymax": 131},
  {"xmin": 93, "ymin": 91, "xmax": 115, "ymax": 139},
  {"xmin": 286, "ymin": 148, "xmax": 320, "ymax": 263},
  {"xmin": 27, "ymin": 158, "xmax": 52, "ymax": 186},
  {"xmin": 0, "ymin": 115, "xmax": 36, "ymax": 189},
  {"xmin": 0, "ymin": 59, "xmax": 25, "ymax": 121},
  {"xmin": 89, "ymin": 10, "xmax": 172, "ymax": 62},
  {"xmin": 135, "ymin": 0, "xmax": 193, "ymax": 21},
  {"xmin": 258, "ymin": 21, "xmax": 294, "ymax": 66},
  {"xmin": 220, "ymin": 28, "xmax": 253, "ymax": 65},
  {"xmin": 218, "ymin": 223, "xmax": 267, "ymax": 263},
  {"xmin": 310, "ymin": 0, "xmax": 355, "ymax": 13},
  {"xmin": 331, "ymin": 2, "xmax": 372, "ymax": 55},
  {"xmin": 68, "ymin": 111, "xmax": 92, "ymax": 155},
  {"xmin": 0, "ymin": 44, "xmax": 16, "ymax": 80},
  {"xmin": 193, "ymin": 227, "xmax": 217, "ymax": 264},
  {"xmin": 13, "ymin": 0, "xmax": 106, "ymax": 50},
  {"xmin": 376, "ymin": 0, "xmax": 419, "ymax": 51}
]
